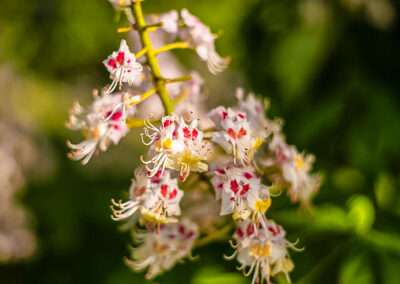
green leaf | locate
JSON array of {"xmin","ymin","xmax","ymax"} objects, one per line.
[
  {"xmin": 191, "ymin": 267, "xmax": 246, "ymax": 284},
  {"xmin": 275, "ymin": 204, "xmax": 352, "ymax": 233},
  {"xmin": 339, "ymin": 253, "xmax": 373, "ymax": 284},
  {"xmin": 360, "ymin": 230, "xmax": 400, "ymax": 253},
  {"xmin": 347, "ymin": 195, "xmax": 375, "ymax": 234},
  {"xmin": 374, "ymin": 172, "xmax": 396, "ymax": 210},
  {"xmin": 332, "ymin": 167, "xmax": 366, "ymax": 193}
]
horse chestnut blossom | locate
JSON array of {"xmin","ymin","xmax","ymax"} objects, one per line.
[
  {"xmin": 141, "ymin": 115, "xmax": 210, "ymax": 180},
  {"xmin": 228, "ymin": 220, "xmax": 296, "ymax": 284},
  {"xmin": 209, "ymin": 106, "xmax": 264, "ymax": 165},
  {"xmin": 67, "ymin": 1, "xmax": 322, "ymax": 282},
  {"xmin": 211, "ymin": 165, "xmax": 271, "ymax": 222},
  {"xmin": 263, "ymin": 131, "xmax": 321, "ymax": 206},
  {"xmin": 103, "ymin": 39, "xmax": 143, "ymax": 94},
  {"xmin": 158, "ymin": 9, "xmax": 230, "ymax": 74},
  {"xmin": 125, "ymin": 219, "xmax": 198, "ymax": 279},
  {"xmin": 67, "ymin": 91, "xmax": 133, "ymax": 165},
  {"xmin": 112, "ymin": 170, "xmax": 184, "ymax": 224}
]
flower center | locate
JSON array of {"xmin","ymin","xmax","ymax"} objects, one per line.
[
  {"xmin": 294, "ymin": 155, "xmax": 305, "ymax": 170},
  {"xmin": 254, "ymin": 198, "xmax": 271, "ymax": 214},
  {"xmin": 250, "ymin": 242, "xmax": 270, "ymax": 258}
]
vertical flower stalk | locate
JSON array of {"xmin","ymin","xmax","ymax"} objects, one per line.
[{"xmin": 132, "ymin": 0, "xmax": 174, "ymax": 114}]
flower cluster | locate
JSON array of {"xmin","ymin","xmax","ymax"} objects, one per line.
[
  {"xmin": 158, "ymin": 9, "xmax": 230, "ymax": 74},
  {"xmin": 67, "ymin": 1, "xmax": 321, "ymax": 282},
  {"xmin": 228, "ymin": 220, "xmax": 297, "ymax": 284},
  {"xmin": 125, "ymin": 219, "xmax": 198, "ymax": 279}
]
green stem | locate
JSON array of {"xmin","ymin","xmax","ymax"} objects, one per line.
[
  {"xmin": 154, "ymin": 41, "xmax": 190, "ymax": 55},
  {"xmin": 194, "ymin": 225, "xmax": 232, "ymax": 248},
  {"xmin": 132, "ymin": 1, "xmax": 174, "ymax": 115}
]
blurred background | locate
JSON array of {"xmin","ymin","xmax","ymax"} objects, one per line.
[{"xmin": 1, "ymin": 0, "xmax": 400, "ymax": 283}]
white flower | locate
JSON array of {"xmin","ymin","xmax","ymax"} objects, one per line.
[
  {"xmin": 103, "ymin": 40, "xmax": 143, "ymax": 94},
  {"xmin": 265, "ymin": 132, "xmax": 321, "ymax": 206},
  {"xmin": 160, "ymin": 10, "xmax": 179, "ymax": 34},
  {"xmin": 67, "ymin": 92, "xmax": 132, "ymax": 164},
  {"xmin": 141, "ymin": 115, "xmax": 210, "ymax": 181},
  {"xmin": 236, "ymin": 88, "xmax": 280, "ymax": 140},
  {"xmin": 281, "ymin": 150, "xmax": 321, "ymax": 206},
  {"xmin": 179, "ymin": 9, "xmax": 229, "ymax": 74},
  {"xmin": 209, "ymin": 107, "xmax": 264, "ymax": 165},
  {"xmin": 112, "ymin": 170, "xmax": 184, "ymax": 224},
  {"xmin": 228, "ymin": 220, "xmax": 295, "ymax": 284},
  {"xmin": 125, "ymin": 219, "xmax": 198, "ymax": 279},
  {"xmin": 211, "ymin": 165, "xmax": 271, "ymax": 220}
]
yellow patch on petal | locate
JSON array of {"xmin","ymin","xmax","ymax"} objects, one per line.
[
  {"xmin": 250, "ymin": 242, "xmax": 271, "ymax": 258},
  {"xmin": 282, "ymin": 258, "xmax": 294, "ymax": 272},
  {"xmin": 255, "ymin": 198, "xmax": 271, "ymax": 214},
  {"xmin": 161, "ymin": 138, "xmax": 173, "ymax": 150},
  {"xmin": 252, "ymin": 137, "xmax": 264, "ymax": 150},
  {"xmin": 294, "ymin": 155, "xmax": 305, "ymax": 170},
  {"xmin": 233, "ymin": 209, "xmax": 251, "ymax": 221},
  {"xmin": 140, "ymin": 208, "xmax": 175, "ymax": 224}
]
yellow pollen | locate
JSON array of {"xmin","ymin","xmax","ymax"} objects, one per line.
[
  {"xmin": 178, "ymin": 151, "xmax": 200, "ymax": 166},
  {"xmin": 252, "ymin": 137, "xmax": 264, "ymax": 150},
  {"xmin": 153, "ymin": 242, "xmax": 169, "ymax": 254},
  {"xmin": 161, "ymin": 138, "xmax": 173, "ymax": 150},
  {"xmin": 141, "ymin": 208, "xmax": 168, "ymax": 224},
  {"xmin": 282, "ymin": 258, "xmax": 295, "ymax": 272},
  {"xmin": 295, "ymin": 155, "xmax": 305, "ymax": 170},
  {"xmin": 250, "ymin": 242, "xmax": 271, "ymax": 257},
  {"xmin": 255, "ymin": 198, "xmax": 271, "ymax": 214}
]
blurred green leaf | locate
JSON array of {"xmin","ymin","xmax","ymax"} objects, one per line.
[
  {"xmin": 332, "ymin": 167, "xmax": 366, "ymax": 193},
  {"xmin": 276, "ymin": 205, "xmax": 351, "ymax": 233},
  {"xmin": 347, "ymin": 195, "xmax": 375, "ymax": 234},
  {"xmin": 339, "ymin": 253, "xmax": 373, "ymax": 284},
  {"xmin": 191, "ymin": 267, "xmax": 245, "ymax": 284},
  {"xmin": 379, "ymin": 254, "xmax": 400, "ymax": 284},
  {"xmin": 374, "ymin": 172, "xmax": 396, "ymax": 210},
  {"xmin": 360, "ymin": 230, "xmax": 400, "ymax": 254}
]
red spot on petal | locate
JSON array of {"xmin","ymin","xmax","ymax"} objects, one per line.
[
  {"xmin": 116, "ymin": 51, "xmax": 125, "ymax": 65},
  {"xmin": 236, "ymin": 228, "xmax": 244, "ymax": 238},
  {"xmin": 107, "ymin": 58, "xmax": 117, "ymax": 69},
  {"xmin": 246, "ymin": 224, "xmax": 255, "ymax": 236},
  {"xmin": 268, "ymin": 225, "xmax": 281, "ymax": 236},
  {"xmin": 243, "ymin": 172, "xmax": 253, "ymax": 179},
  {"xmin": 237, "ymin": 112, "xmax": 246, "ymax": 119},
  {"xmin": 221, "ymin": 111, "xmax": 228, "ymax": 120},
  {"xmin": 192, "ymin": 128, "xmax": 199, "ymax": 139},
  {"xmin": 163, "ymin": 119, "xmax": 173, "ymax": 128},
  {"xmin": 230, "ymin": 180, "xmax": 239, "ymax": 194},
  {"xmin": 186, "ymin": 231, "xmax": 194, "ymax": 239},
  {"xmin": 227, "ymin": 128, "xmax": 236, "ymax": 139},
  {"xmin": 237, "ymin": 127, "xmax": 247, "ymax": 139},
  {"xmin": 183, "ymin": 127, "xmax": 191, "ymax": 138},
  {"xmin": 169, "ymin": 188, "xmax": 177, "ymax": 200},
  {"xmin": 161, "ymin": 184, "xmax": 168, "ymax": 198},
  {"xmin": 240, "ymin": 184, "xmax": 250, "ymax": 196}
]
